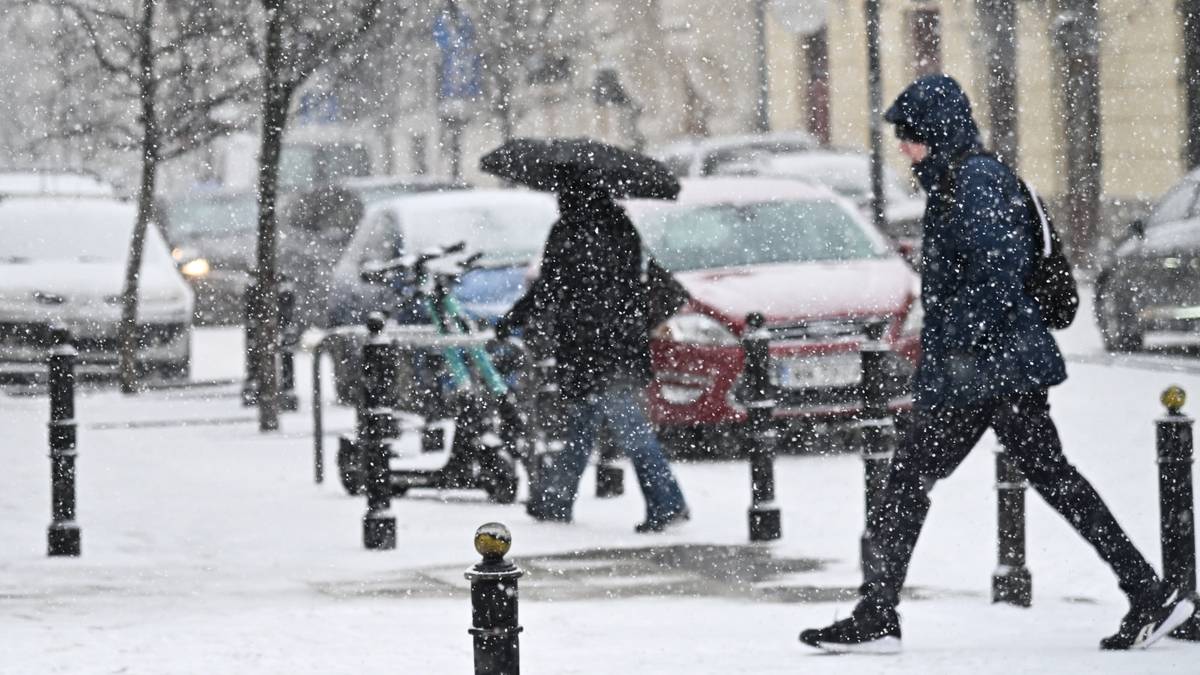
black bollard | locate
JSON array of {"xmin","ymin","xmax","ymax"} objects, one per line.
[
  {"xmin": 1157, "ymin": 386, "xmax": 1200, "ymax": 640},
  {"xmin": 740, "ymin": 312, "xmax": 781, "ymax": 542},
  {"xmin": 859, "ymin": 321, "xmax": 895, "ymax": 567},
  {"xmin": 465, "ymin": 522, "xmax": 523, "ymax": 675},
  {"xmin": 992, "ymin": 443, "xmax": 1033, "ymax": 606},
  {"xmin": 595, "ymin": 432, "xmax": 624, "ymax": 499},
  {"xmin": 361, "ymin": 313, "xmax": 397, "ymax": 550},
  {"xmin": 240, "ymin": 280, "xmax": 260, "ymax": 406},
  {"xmin": 277, "ymin": 282, "xmax": 299, "ymax": 413},
  {"xmin": 47, "ymin": 327, "xmax": 81, "ymax": 557}
]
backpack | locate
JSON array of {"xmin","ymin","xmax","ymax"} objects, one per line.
[
  {"xmin": 949, "ymin": 153, "xmax": 1079, "ymax": 330},
  {"xmin": 1014, "ymin": 179, "xmax": 1079, "ymax": 330}
]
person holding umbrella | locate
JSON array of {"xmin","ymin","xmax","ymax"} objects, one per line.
[{"xmin": 483, "ymin": 138, "xmax": 689, "ymax": 533}]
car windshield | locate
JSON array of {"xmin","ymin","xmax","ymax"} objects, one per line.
[
  {"xmin": 404, "ymin": 200, "xmax": 558, "ymax": 267},
  {"xmin": 161, "ymin": 194, "xmax": 257, "ymax": 238},
  {"xmin": 0, "ymin": 200, "xmax": 172, "ymax": 264},
  {"xmin": 636, "ymin": 200, "xmax": 885, "ymax": 271}
]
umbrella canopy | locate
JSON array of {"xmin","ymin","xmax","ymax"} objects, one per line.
[{"xmin": 480, "ymin": 137, "xmax": 680, "ymax": 200}]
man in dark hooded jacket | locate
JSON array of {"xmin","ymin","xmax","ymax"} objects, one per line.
[
  {"xmin": 499, "ymin": 184, "xmax": 688, "ymax": 533},
  {"xmin": 799, "ymin": 74, "xmax": 1193, "ymax": 653}
]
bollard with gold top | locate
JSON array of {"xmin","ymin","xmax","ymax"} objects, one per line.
[
  {"xmin": 1156, "ymin": 386, "xmax": 1200, "ymax": 640},
  {"xmin": 466, "ymin": 523, "xmax": 524, "ymax": 675}
]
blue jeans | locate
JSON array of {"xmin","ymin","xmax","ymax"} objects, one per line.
[{"xmin": 529, "ymin": 381, "xmax": 686, "ymax": 522}]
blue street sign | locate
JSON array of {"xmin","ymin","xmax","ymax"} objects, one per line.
[{"xmin": 433, "ymin": 8, "xmax": 482, "ymax": 100}]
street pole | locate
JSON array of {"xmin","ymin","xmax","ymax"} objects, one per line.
[
  {"xmin": 1183, "ymin": 0, "xmax": 1200, "ymax": 170},
  {"xmin": 466, "ymin": 522, "xmax": 523, "ymax": 675},
  {"xmin": 978, "ymin": 0, "xmax": 1020, "ymax": 169},
  {"xmin": 864, "ymin": 0, "xmax": 887, "ymax": 233},
  {"xmin": 753, "ymin": 0, "xmax": 771, "ymax": 133},
  {"xmin": 1052, "ymin": 1, "xmax": 1102, "ymax": 263}
]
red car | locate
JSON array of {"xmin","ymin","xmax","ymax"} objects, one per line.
[{"xmin": 626, "ymin": 178, "xmax": 922, "ymax": 449}]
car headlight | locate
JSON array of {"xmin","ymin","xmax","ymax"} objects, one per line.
[
  {"xmin": 651, "ymin": 312, "xmax": 738, "ymax": 346},
  {"xmin": 180, "ymin": 258, "xmax": 211, "ymax": 279},
  {"xmin": 901, "ymin": 296, "xmax": 923, "ymax": 335}
]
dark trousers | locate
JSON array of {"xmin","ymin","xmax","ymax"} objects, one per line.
[{"xmin": 860, "ymin": 388, "xmax": 1159, "ymax": 610}]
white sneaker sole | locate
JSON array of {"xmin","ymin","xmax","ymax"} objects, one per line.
[
  {"xmin": 1135, "ymin": 598, "xmax": 1195, "ymax": 650},
  {"xmin": 812, "ymin": 636, "xmax": 902, "ymax": 655}
]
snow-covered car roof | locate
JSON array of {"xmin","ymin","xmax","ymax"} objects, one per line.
[
  {"xmin": 650, "ymin": 130, "xmax": 820, "ymax": 159},
  {"xmin": 0, "ymin": 172, "xmax": 116, "ymax": 198},
  {"xmin": 0, "ymin": 197, "xmax": 146, "ymax": 261},
  {"xmin": 357, "ymin": 188, "xmax": 559, "ymax": 267},
  {"xmin": 625, "ymin": 176, "xmax": 844, "ymax": 212}
]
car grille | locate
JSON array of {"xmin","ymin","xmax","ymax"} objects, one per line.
[
  {"xmin": 0, "ymin": 322, "xmax": 185, "ymax": 350},
  {"xmin": 765, "ymin": 316, "xmax": 892, "ymax": 344}
]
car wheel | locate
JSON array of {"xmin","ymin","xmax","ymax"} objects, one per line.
[
  {"xmin": 336, "ymin": 435, "xmax": 366, "ymax": 496},
  {"xmin": 1095, "ymin": 280, "xmax": 1143, "ymax": 352}
]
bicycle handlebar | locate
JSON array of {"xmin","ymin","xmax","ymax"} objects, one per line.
[{"xmin": 359, "ymin": 241, "xmax": 473, "ymax": 285}]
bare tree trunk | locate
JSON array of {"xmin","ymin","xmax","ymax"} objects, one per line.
[
  {"xmin": 1053, "ymin": 1, "xmax": 1102, "ymax": 265},
  {"xmin": 254, "ymin": 3, "xmax": 290, "ymax": 432},
  {"xmin": 978, "ymin": 0, "xmax": 1019, "ymax": 169},
  {"xmin": 1182, "ymin": 0, "xmax": 1200, "ymax": 169},
  {"xmin": 800, "ymin": 27, "xmax": 830, "ymax": 147},
  {"xmin": 118, "ymin": 0, "xmax": 159, "ymax": 394}
]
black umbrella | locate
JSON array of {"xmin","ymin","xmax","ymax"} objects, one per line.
[{"xmin": 479, "ymin": 137, "xmax": 680, "ymax": 200}]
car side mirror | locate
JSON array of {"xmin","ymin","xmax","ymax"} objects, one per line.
[{"xmin": 1130, "ymin": 218, "xmax": 1146, "ymax": 240}]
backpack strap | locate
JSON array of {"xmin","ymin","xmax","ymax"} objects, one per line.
[{"xmin": 1020, "ymin": 179, "xmax": 1053, "ymax": 257}]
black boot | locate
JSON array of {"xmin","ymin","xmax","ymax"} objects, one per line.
[{"xmin": 799, "ymin": 602, "xmax": 902, "ymax": 654}]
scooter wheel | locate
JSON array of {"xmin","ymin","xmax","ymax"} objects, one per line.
[{"xmin": 337, "ymin": 441, "xmax": 366, "ymax": 496}]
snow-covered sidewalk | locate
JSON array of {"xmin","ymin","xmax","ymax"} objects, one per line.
[{"xmin": 1, "ymin": 324, "xmax": 1198, "ymax": 673}]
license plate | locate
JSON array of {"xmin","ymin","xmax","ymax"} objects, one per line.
[{"xmin": 773, "ymin": 354, "xmax": 861, "ymax": 389}]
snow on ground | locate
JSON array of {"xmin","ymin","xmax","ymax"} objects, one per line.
[{"xmin": 2, "ymin": 298, "xmax": 1199, "ymax": 674}]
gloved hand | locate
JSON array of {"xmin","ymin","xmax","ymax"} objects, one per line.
[{"xmin": 494, "ymin": 315, "xmax": 515, "ymax": 340}]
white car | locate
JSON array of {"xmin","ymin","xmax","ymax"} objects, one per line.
[
  {"xmin": 0, "ymin": 196, "xmax": 194, "ymax": 380},
  {"xmin": 650, "ymin": 131, "xmax": 821, "ymax": 179}
]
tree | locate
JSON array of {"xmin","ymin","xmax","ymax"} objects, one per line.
[
  {"xmin": 41, "ymin": 0, "xmax": 258, "ymax": 392},
  {"xmin": 249, "ymin": 0, "xmax": 384, "ymax": 431},
  {"xmin": 451, "ymin": 0, "xmax": 585, "ymax": 141}
]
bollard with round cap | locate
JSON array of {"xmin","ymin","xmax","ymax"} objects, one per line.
[
  {"xmin": 739, "ymin": 312, "xmax": 781, "ymax": 542},
  {"xmin": 992, "ymin": 443, "xmax": 1032, "ymax": 606},
  {"xmin": 858, "ymin": 320, "xmax": 895, "ymax": 573},
  {"xmin": 465, "ymin": 522, "xmax": 524, "ymax": 675},
  {"xmin": 47, "ymin": 326, "xmax": 80, "ymax": 557},
  {"xmin": 361, "ymin": 313, "xmax": 397, "ymax": 550},
  {"xmin": 1156, "ymin": 385, "xmax": 1200, "ymax": 640}
]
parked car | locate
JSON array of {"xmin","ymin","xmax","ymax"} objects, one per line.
[
  {"xmin": 157, "ymin": 189, "xmax": 257, "ymax": 325},
  {"xmin": 1094, "ymin": 167, "xmax": 1200, "ymax": 351},
  {"xmin": 715, "ymin": 149, "xmax": 926, "ymax": 262},
  {"xmin": 280, "ymin": 176, "xmax": 466, "ymax": 328},
  {"xmin": 0, "ymin": 171, "xmax": 116, "ymax": 198},
  {"xmin": 625, "ymin": 178, "xmax": 921, "ymax": 451},
  {"xmin": 0, "ymin": 196, "xmax": 193, "ymax": 380},
  {"xmin": 650, "ymin": 131, "xmax": 820, "ymax": 179},
  {"xmin": 324, "ymin": 188, "xmax": 559, "ymax": 401}
]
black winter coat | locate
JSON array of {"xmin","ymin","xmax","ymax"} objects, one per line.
[
  {"xmin": 885, "ymin": 75, "xmax": 1067, "ymax": 407},
  {"xmin": 504, "ymin": 192, "xmax": 652, "ymax": 399}
]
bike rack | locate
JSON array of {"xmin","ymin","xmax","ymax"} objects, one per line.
[{"xmin": 310, "ymin": 323, "xmax": 495, "ymax": 484}]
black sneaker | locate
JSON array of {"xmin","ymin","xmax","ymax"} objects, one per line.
[
  {"xmin": 799, "ymin": 605, "xmax": 902, "ymax": 655},
  {"xmin": 1100, "ymin": 585, "xmax": 1195, "ymax": 650},
  {"xmin": 634, "ymin": 508, "xmax": 690, "ymax": 533}
]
